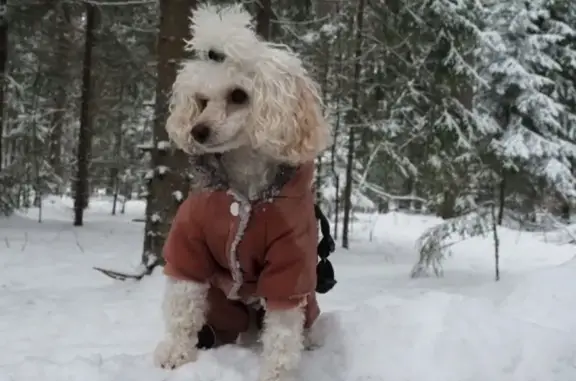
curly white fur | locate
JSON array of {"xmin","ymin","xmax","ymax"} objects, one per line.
[
  {"xmin": 166, "ymin": 3, "xmax": 331, "ymax": 166},
  {"xmin": 259, "ymin": 307, "xmax": 306, "ymax": 381},
  {"xmin": 154, "ymin": 278, "xmax": 209, "ymax": 369}
]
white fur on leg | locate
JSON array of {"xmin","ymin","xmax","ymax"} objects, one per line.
[
  {"xmin": 154, "ymin": 277, "xmax": 209, "ymax": 369},
  {"xmin": 258, "ymin": 306, "xmax": 305, "ymax": 381}
]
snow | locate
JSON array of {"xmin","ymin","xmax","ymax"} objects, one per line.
[
  {"xmin": 156, "ymin": 166, "xmax": 169, "ymax": 175},
  {"xmin": 323, "ymin": 180, "xmax": 376, "ymax": 211},
  {"xmin": 150, "ymin": 213, "xmax": 161, "ymax": 223},
  {"xmin": 157, "ymin": 141, "xmax": 171, "ymax": 150},
  {"xmin": 172, "ymin": 190, "xmax": 184, "ymax": 202},
  {"xmin": 2, "ymin": 197, "xmax": 576, "ymax": 381}
]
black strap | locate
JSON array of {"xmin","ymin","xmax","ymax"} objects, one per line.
[
  {"xmin": 315, "ymin": 204, "xmax": 334, "ymax": 258},
  {"xmin": 314, "ymin": 204, "xmax": 337, "ymax": 294}
]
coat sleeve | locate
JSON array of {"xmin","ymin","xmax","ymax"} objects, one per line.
[
  {"xmin": 256, "ymin": 196, "xmax": 318, "ymax": 310},
  {"xmin": 163, "ymin": 194, "xmax": 215, "ymax": 283}
]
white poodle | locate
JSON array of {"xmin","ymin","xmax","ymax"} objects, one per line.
[{"xmin": 153, "ymin": 3, "xmax": 331, "ymax": 381}]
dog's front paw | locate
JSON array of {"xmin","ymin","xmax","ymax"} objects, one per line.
[{"xmin": 153, "ymin": 338, "xmax": 198, "ymax": 369}]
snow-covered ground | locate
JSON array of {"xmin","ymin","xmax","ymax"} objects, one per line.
[{"xmin": 1, "ymin": 196, "xmax": 576, "ymax": 381}]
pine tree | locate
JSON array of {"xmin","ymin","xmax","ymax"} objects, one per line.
[{"xmin": 481, "ymin": 0, "xmax": 576, "ymax": 213}]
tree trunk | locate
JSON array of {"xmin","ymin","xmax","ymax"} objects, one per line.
[
  {"xmin": 48, "ymin": 4, "xmax": 72, "ymax": 189},
  {"xmin": 255, "ymin": 0, "xmax": 272, "ymax": 40},
  {"xmin": 497, "ymin": 171, "xmax": 506, "ymax": 225},
  {"xmin": 30, "ymin": 71, "xmax": 43, "ymax": 209},
  {"xmin": 121, "ymin": 182, "xmax": 130, "ymax": 214},
  {"xmin": 110, "ymin": 84, "xmax": 126, "ymax": 210},
  {"xmin": 437, "ymin": 190, "xmax": 456, "ymax": 219},
  {"xmin": 342, "ymin": 0, "xmax": 365, "ymax": 249},
  {"xmin": 141, "ymin": 0, "xmax": 195, "ymax": 268},
  {"xmin": 315, "ymin": 30, "xmax": 331, "ymax": 205},
  {"xmin": 73, "ymin": 3, "xmax": 97, "ymax": 226},
  {"xmin": 330, "ymin": 0, "xmax": 343, "ymax": 240},
  {"xmin": 111, "ymin": 97, "xmax": 124, "ymax": 216},
  {"xmin": 0, "ymin": 0, "xmax": 7, "ymax": 172},
  {"xmin": 561, "ymin": 202, "xmax": 570, "ymax": 223},
  {"xmin": 399, "ymin": 177, "xmax": 414, "ymax": 210},
  {"xmin": 49, "ymin": 88, "xmax": 66, "ymax": 187}
]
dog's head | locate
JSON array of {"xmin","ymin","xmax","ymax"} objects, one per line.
[{"xmin": 166, "ymin": 3, "xmax": 331, "ymax": 165}]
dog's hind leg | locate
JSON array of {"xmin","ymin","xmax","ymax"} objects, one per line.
[
  {"xmin": 154, "ymin": 277, "xmax": 209, "ymax": 369},
  {"xmin": 258, "ymin": 306, "xmax": 305, "ymax": 381}
]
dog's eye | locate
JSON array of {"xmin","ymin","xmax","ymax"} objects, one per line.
[
  {"xmin": 197, "ymin": 97, "xmax": 208, "ymax": 111},
  {"xmin": 228, "ymin": 88, "xmax": 248, "ymax": 105},
  {"xmin": 208, "ymin": 49, "xmax": 226, "ymax": 62}
]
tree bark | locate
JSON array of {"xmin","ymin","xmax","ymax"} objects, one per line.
[
  {"xmin": 437, "ymin": 189, "xmax": 456, "ymax": 219},
  {"xmin": 497, "ymin": 171, "xmax": 506, "ymax": 225},
  {"xmin": 111, "ymin": 86, "xmax": 125, "ymax": 216},
  {"xmin": 0, "ymin": 0, "xmax": 7, "ymax": 172},
  {"xmin": 141, "ymin": 0, "xmax": 195, "ymax": 268},
  {"xmin": 315, "ymin": 26, "xmax": 331, "ymax": 206},
  {"xmin": 342, "ymin": 0, "xmax": 365, "ymax": 249},
  {"xmin": 330, "ymin": 0, "xmax": 343, "ymax": 239},
  {"xmin": 255, "ymin": 0, "xmax": 272, "ymax": 40},
  {"xmin": 48, "ymin": 3, "xmax": 72, "ymax": 188},
  {"xmin": 73, "ymin": 3, "xmax": 97, "ymax": 226}
]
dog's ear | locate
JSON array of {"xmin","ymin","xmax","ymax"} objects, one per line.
[
  {"xmin": 250, "ymin": 71, "xmax": 331, "ymax": 165},
  {"xmin": 165, "ymin": 65, "xmax": 202, "ymax": 155},
  {"xmin": 286, "ymin": 76, "xmax": 331, "ymax": 163}
]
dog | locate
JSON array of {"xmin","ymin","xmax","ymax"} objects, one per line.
[{"xmin": 153, "ymin": 4, "xmax": 331, "ymax": 381}]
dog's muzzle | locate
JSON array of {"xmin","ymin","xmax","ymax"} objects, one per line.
[{"xmin": 191, "ymin": 123, "xmax": 211, "ymax": 144}]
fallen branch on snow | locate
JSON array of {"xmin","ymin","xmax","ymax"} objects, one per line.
[{"xmin": 93, "ymin": 260, "xmax": 160, "ymax": 281}]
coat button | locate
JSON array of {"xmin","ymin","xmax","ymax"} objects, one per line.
[{"xmin": 230, "ymin": 201, "xmax": 239, "ymax": 216}]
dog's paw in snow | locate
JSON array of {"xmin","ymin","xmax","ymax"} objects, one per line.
[{"xmin": 153, "ymin": 338, "xmax": 198, "ymax": 369}]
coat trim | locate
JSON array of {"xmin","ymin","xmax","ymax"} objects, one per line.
[
  {"xmin": 188, "ymin": 154, "xmax": 298, "ymax": 301},
  {"xmin": 188, "ymin": 154, "xmax": 297, "ymax": 201},
  {"xmin": 225, "ymin": 189, "xmax": 251, "ymax": 300}
]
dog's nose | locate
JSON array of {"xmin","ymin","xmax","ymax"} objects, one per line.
[{"xmin": 191, "ymin": 123, "xmax": 211, "ymax": 143}]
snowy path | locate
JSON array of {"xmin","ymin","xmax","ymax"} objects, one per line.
[{"xmin": 1, "ymin": 197, "xmax": 576, "ymax": 381}]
